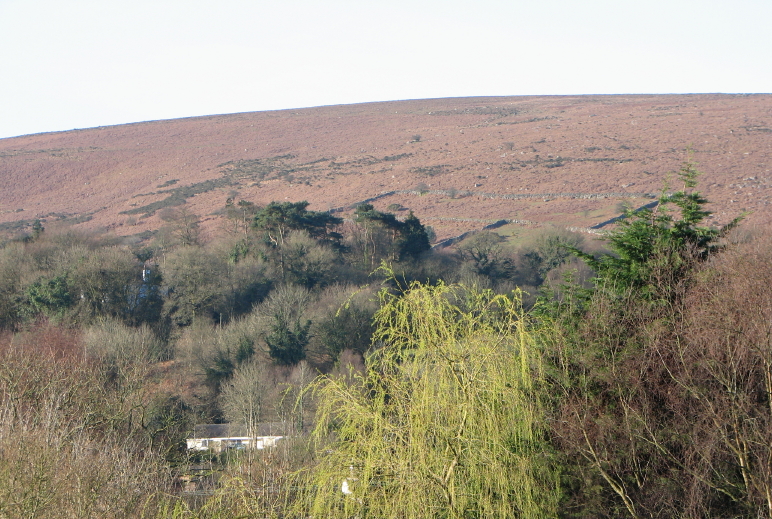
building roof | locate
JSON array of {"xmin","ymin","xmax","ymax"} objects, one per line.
[{"xmin": 192, "ymin": 422, "xmax": 290, "ymax": 438}]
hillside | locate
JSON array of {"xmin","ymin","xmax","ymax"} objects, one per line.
[{"xmin": 1, "ymin": 94, "xmax": 770, "ymax": 242}]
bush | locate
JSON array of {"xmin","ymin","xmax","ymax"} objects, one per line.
[{"xmin": 0, "ymin": 326, "xmax": 172, "ymax": 518}]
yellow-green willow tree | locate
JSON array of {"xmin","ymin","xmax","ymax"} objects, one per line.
[{"xmin": 293, "ymin": 280, "xmax": 559, "ymax": 518}]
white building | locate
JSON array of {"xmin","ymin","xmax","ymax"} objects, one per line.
[{"xmin": 186, "ymin": 422, "xmax": 287, "ymax": 453}]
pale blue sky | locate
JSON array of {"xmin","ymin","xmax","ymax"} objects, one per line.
[{"xmin": 1, "ymin": 0, "xmax": 770, "ymax": 139}]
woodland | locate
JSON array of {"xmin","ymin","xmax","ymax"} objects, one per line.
[{"xmin": 2, "ymin": 160, "xmax": 771, "ymax": 518}]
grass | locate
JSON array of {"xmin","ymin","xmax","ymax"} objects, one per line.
[
  {"xmin": 218, "ymin": 153, "xmax": 414, "ymax": 183},
  {"xmin": 495, "ymin": 116, "xmax": 559, "ymax": 126},
  {"xmin": 218, "ymin": 155, "xmax": 297, "ymax": 181},
  {"xmin": 0, "ymin": 219, "xmax": 33, "ymax": 233},
  {"xmin": 382, "ymin": 153, "xmax": 412, "ymax": 162},
  {"xmin": 124, "ymin": 150, "xmax": 418, "ymax": 219},
  {"xmin": 121, "ymin": 178, "xmax": 235, "ymax": 217},
  {"xmin": 0, "ymin": 146, "xmax": 102, "ymax": 159},
  {"xmin": 410, "ymin": 165, "xmax": 449, "ymax": 177},
  {"xmin": 329, "ymin": 153, "xmax": 413, "ymax": 170},
  {"xmin": 427, "ymin": 106, "xmax": 522, "ymax": 117},
  {"xmin": 0, "ymin": 212, "xmax": 95, "ymax": 237}
]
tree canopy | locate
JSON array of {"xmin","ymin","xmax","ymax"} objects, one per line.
[
  {"xmin": 252, "ymin": 201, "xmax": 342, "ymax": 248},
  {"xmin": 354, "ymin": 204, "xmax": 431, "ymax": 263}
]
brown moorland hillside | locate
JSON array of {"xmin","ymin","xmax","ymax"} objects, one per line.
[{"xmin": 1, "ymin": 94, "xmax": 770, "ymax": 243}]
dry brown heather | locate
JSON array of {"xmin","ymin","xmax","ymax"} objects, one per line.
[{"xmin": 1, "ymin": 94, "xmax": 770, "ymax": 242}]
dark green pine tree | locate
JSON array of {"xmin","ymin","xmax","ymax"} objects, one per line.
[
  {"xmin": 26, "ymin": 275, "xmax": 72, "ymax": 317},
  {"xmin": 396, "ymin": 211, "xmax": 431, "ymax": 261},
  {"xmin": 572, "ymin": 159, "xmax": 742, "ymax": 299},
  {"xmin": 252, "ymin": 201, "xmax": 342, "ymax": 248}
]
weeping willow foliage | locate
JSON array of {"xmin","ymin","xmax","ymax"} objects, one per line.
[{"xmin": 293, "ymin": 280, "xmax": 559, "ymax": 518}]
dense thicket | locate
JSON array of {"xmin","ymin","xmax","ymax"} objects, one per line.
[
  {"xmin": 542, "ymin": 162, "xmax": 763, "ymax": 517},
  {"xmin": 4, "ymin": 163, "xmax": 770, "ymax": 518}
]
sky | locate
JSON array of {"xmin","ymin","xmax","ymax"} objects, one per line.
[{"xmin": 1, "ymin": 0, "xmax": 770, "ymax": 140}]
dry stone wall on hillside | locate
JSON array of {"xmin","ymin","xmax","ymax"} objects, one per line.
[{"xmin": 329, "ymin": 189, "xmax": 659, "ymax": 248}]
